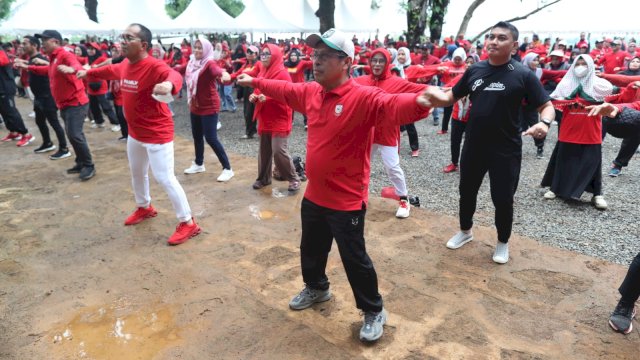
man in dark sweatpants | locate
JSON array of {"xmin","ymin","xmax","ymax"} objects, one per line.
[
  {"xmin": 0, "ymin": 46, "xmax": 34, "ymax": 146},
  {"xmin": 421, "ymin": 21, "xmax": 556, "ymax": 264}
]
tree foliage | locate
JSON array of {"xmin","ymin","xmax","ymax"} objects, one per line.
[
  {"xmin": 165, "ymin": 0, "xmax": 245, "ymax": 19},
  {"xmin": 403, "ymin": 0, "xmax": 449, "ymax": 46},
  {"xmin": 0, "ymin": 0, "xmax": 16, "ymax": 20}
]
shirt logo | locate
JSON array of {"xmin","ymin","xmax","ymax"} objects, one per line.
[
  {"xmin": 483, "ymin": 82, "xmax": 506, "ymax": 91},
  {"xmin": 335, "ymin": 104, "xmax": 343, "ymax": 115},
  {"xmin": 471, "ymin": 78, "xmax": 483, "ymax": 91}
]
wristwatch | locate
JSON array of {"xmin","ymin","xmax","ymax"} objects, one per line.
[{"xmin": 540, "ymin": 118, "xmax": 552, "ymax": 127}]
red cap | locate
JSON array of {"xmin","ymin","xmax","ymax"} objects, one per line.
[
  {"xmin": 87, "ymin": 42, "xmax": 100, "ymax": 50},
  {"xmin": 605, "ymin": 38, "xmax": 613, "ymax": 43},
  {"xmin": 100, "ymin": 43, "xmax": 108, "ymax": 50}
]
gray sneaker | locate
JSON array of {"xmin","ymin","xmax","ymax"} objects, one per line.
[
  {"xmin": 289, "ymin": 287, "xmax": 331, "ymax": 310},
  {"xmin": 359, "ymin": 308, "xmax": 387, "ymax": 342},
  {"xmin": 446, "ymin": 231, "xmax": 473, "ymax": 249}
]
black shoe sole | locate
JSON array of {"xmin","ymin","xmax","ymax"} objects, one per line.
[{"xmin": 67, "ymin": 169, "xmax": 82, "ymax": 174}]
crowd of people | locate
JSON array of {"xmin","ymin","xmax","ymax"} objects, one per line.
[{"xmin": 1, "ymin": 21, "xmax": 638, "ymax": 342}]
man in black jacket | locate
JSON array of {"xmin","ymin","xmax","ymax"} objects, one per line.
[{"xmin": 18, "ymin": 36, "xmax": 70, "ymax": 159}]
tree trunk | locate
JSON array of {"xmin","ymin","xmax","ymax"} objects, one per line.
[
  {"xmin": 456, "ymin": 0, "xmax": 486, "ymax": 38},
  {"xmin": 405, "ymin": 0, "xmax": 429, "ymax": 46},
  {"xmin": 315, "ymin": 0, "xmax": 335, "ymax": 34},
  {"xmin": 428, "ymin": 0, "xmax": 449, "ymax": 41},
  {"xmin": 85, "ymin": 0, "xmax": 98, "ymax": 22}
]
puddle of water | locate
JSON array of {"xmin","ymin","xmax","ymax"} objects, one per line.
[
  {"xmin": 50, "ymin": 301, "xmax": 180, "ymax": 360},
  {"xmin": 249, "ymin": 205, "xmax": 277, "ymax": 220},
  {"xmin": 271, "ymin": 188, "xmax": 287, "ymax": 198}
]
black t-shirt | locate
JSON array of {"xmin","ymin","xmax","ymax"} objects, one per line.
[
  {"xmin": 452, "ymin": 58, "xmax": 549, "ymax": 152},
  {"xmin": 28, "ymin": 54, "xmax": 52, "ymax": 99}
]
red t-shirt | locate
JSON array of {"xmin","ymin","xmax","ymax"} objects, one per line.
[
  {"xmin": 597, "ymin": 50, "xmax": 629, "ymax": 74},
  {"xmin": 87, "ymin": 56, "xmax": 182, "ymax": 144},
  {"xmin": 251, "ymin": 78, "xmax": 429, "ymax": 211},
  {"xmin": 553, "ymin": 98, "xmax": 602, "ymax": 144},
  {"xmin": 87, "ymin": 53, "xmax": 109, "ymax": 95},
  {"xmin": 286, "ymin": 60, "xmax": 313, "ymax": 83},
  {"xmin": 189, "ymin": 61, "xmax": 223, "ymax": 115},
  {"xmin": 27, "ymin": 47, "xmax": 87, "ymax": 109}
]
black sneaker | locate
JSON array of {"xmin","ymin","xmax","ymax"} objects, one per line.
[
  {"xmin": 50, "ymin": 148, "xmax": 71, "ymax": 160},
  {"xmin": 536, "ymin": 147, "xmax": 544, "ymax": 159},
  {"xmin": 117, "ymin": 136, "xmax": 127, "ymax": 142},
  {"xmin": 79, "ymin": 166, "xmax": 96, "ymax": 181},
  {"xmin": 609, "ymin": 301, "xmax": 636, "ymax": 334},
  {"xmin": 34, "ymin": 143, "xmax": 56, "ymax": 153},
  {"xmin": 67, "ymin": 164, "xmax": 82, "ymax": 174}
]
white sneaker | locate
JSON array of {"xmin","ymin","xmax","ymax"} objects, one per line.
[
  {"xmin": 111, "ymin": 125, "xmax": 121, "ymax": 132},
  {"xmin": 184, "ymin": 161, "xmax": 205, "ymax": 174},
  {"xmin": 592, "ymin": 195, "xmax": 608, "ymax": 210},
  {"xmin": 492, "ymin": 242, "xmax": 509, "ymax": 264},
  {"xmin": 217, "ymin": 169, "xmax": 234, "ymax": 182},
  {"xmin": 395, "ymin": 199, "xmax": 410, "ymax": 218},
  {"xmin": 90, "ymin": 123, "xmax": 105, "ymax": 129},
  {"xmin": 543, "ymin": 190, "xmax": 556, "ymax": 199},
  {"xmin": 217, "ymin": 121, "xmax": 222, "ymax": 130},
  {"xmin": 28, "ymin": 111, "xmax": 35, "ymax": 118},
  {"xmin": 446, "ymin": 231, "xmax": 473, "ymax": 249}
]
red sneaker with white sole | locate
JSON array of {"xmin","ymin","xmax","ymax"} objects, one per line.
[
  {"xmin": 124, "ymin": 205, "xmax": 158, "ymax": 225},
  {"xmin": 167, "ymin": 218, "xmax": 201, "ymax": 245},
  {"xmin": 16, "ymin": 133, "xmax": 34, "ymax": 147},
  {"xmin": 2, "ymin": 132, "xmax": 22, "ymax": 141},
  {"xmin": 443, "ymin": 163, "xmax": 458, "ymax": 173}
]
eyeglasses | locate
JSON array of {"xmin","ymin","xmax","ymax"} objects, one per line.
[
  {"xmin": 260, "ymin": 52, "xmax": 271, "ymax": 58},
  {"xmin": 369, "ymin": 58, "xmax": 386, "ymax": 65},
  {"xmin": 311, "ymin": 51, "xmax": 347, "ymax": 62},
  {"xmin": 119, "ymin": 34, "xmax": 141, "ymax": 43}
]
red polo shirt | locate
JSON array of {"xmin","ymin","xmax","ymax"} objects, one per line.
[
  {"xmin": 27, "ymin": 47, "xmax": 87, "ymax": 109},
  {"xmin": 86, "ymin": 56, "xmax": 182, "ymax": 144},
  {"xmin": 251, "ymin": 77, "xmax": 429, "ymax": 211}
]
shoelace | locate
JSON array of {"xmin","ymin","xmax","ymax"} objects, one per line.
[{"xmin": 399, "ymin": 201, "xmax": 408, "ymax": 209}]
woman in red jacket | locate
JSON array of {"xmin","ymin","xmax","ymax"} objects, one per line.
[
  {"xmin": 251, "ymin": 44, "xmax": 300, "ymax": 192},
  {"xmin": 182, "ymin": 38, "xmax": 234, "ymax": 182},
  {"xmin": 86, "ymin": 42, "xmax": 119, "ymax": 130}
]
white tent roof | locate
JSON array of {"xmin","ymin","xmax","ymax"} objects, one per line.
[
  {"xmin": 98, "ymin": 0, "xmax": 176, "ymax": 33},
  {"xmin": 0, "ymin": 0, "xmax": 109, "ymax": 35},
  {"xmin": 172, "ymin": 0, "xmax": 237, "ymax": 32},
  {"xmin": 262, "ymin": 0, "xmax": 319, "ymax": 33},
  {"xmin": 234, "ymin": 0, "xmax": 303, "ymax": 33},
  {"xmin": 334, "ymin": 0, "xmax": 375, "ymax": 33}
]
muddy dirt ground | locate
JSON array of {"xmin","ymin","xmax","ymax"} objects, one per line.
[{"xmin": 1, "ymin": 98, "xmax": 638, "ymax": 359}]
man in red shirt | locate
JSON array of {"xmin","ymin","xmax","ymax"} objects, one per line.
[
  {"xmin": 29, "ymin": 30, "xmax": 95, "ymax": 180},
  {"xmin": 78, "ymin": 23, "xmax": 200, "ymax": 245},
  {"xmin": 237, "ymin": 28, "xmax": 432, "ymax": 343},
  {"xmin": 597, "ymin": 39, "xmax": 629, "ymax": 74}
]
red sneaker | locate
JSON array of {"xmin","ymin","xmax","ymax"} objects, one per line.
[
  {"xmin": 411, "ymin": 150, "xmax": 420, "ymax": 157},
  {"xmin": 443, "ymin": 163, "xmax": 458, "ymax": 173},
  {"xmin": 124, "ymin": 205, "xmax": 158, "ymax": 225},
  {"xmin": 16, "ymin": 133, "xmax": 34, "ymax": 147},
  {"xmin": 437, "ymin": 130, "xmax": 448, "ymax": 135},
  {"xmin": 1, "ymin": 132, "xmax": 21, "ymax": 142},
  {"xmin": 167, "ymin": 218, "xmax": 201, "ymax": 245}
]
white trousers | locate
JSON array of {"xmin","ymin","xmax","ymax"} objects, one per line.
[
  {"xmin": 371, "ymin": 143, "xmax": 408, "ymax": 197},
  {"xmin": 127, "ymin": 136, "xmax": 192, "ymax": 222}
]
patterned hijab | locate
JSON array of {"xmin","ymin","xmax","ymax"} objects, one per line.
[
  {"xmin": 550, "ymin": 54, "xmax": 613, "ymax": 102},
  {"xmin": 185, "ymin": 38, "xmax": 215, "ymax": 105}
]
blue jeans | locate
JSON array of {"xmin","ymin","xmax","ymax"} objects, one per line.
[
  {"xmin": 218, "ymin": 84, "xmax": 236, "ymax": 111},
  {"xmin": 190, "ymin": 112, "xmax": 230, "ymax": 170}
]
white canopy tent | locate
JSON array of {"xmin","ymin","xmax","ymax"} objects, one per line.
[
  {"xmin": 172, "ymin": 0, "xmax": 237, "ymax": 33},
  {"xmin": 234, "ymin": 0, "xmax": 303, "ymax": 33},
  {"xmin": 333, "ymin": 0, "xmax": 376, "ymax": 33},
  {"xmin": 370, "ymin": 0, "xmax": 407, "ymax": 37},
  {"xmin": 97, "ymin": 0, "xmax": 176, "ymax": 33},
  {"xmin": 0, "ymin": 0, "xmax": 110, "ymax": 35},
  {"xmin": 262, "ymin": 0, "xmax": 320, "ymax": 33}
]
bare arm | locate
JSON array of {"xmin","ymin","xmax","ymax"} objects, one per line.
[{"xmin": 420, "ymin": 86, "xmax": 456, "ymax": 108}]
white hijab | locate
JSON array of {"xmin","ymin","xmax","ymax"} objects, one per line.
[
  {"xmin": 550, "ymin": 54, "xmax": 613, "ymax": 102},
  {"xmin": 396, "ymin": 47, "xmax": 411, "ymax": 79}
]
